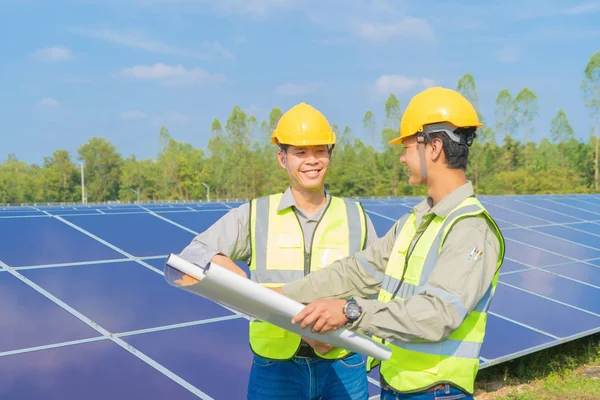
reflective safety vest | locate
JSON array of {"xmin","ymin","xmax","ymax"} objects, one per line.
[
  {"xmin": 367, "ymin": 196, "xmax": 505, "ymax": 395},
  {"xmin": 248, "ymin": 192, "xmax": 368, "ymax": 360}
]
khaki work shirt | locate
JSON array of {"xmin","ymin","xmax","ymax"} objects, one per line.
[
  {"xmin": 282, "ymin": 181, "xmax": 502, "ymax": 343},
  {"xmin": 179, "ymin": 187, "xmax": 378, "ymax": 269}
]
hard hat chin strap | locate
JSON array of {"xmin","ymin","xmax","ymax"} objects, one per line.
[{"xmin": 416, "ymin": 134, "xmax": 428, "ymax": 184}]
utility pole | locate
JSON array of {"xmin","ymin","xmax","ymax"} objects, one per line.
[
  {"xmin": 595, "ymin": 119, "xmax": 599, "ymax": 192},
  {"xmin": 201, "ymin": 182, "xmax": 210, "ymax": 202},
  {"xmin": 80, "ymin": 163, "xmax": 85, "ymax": 205},
  {"xmin": 129, "ymin": 188, "xmax": 141, "ymax": 203}
]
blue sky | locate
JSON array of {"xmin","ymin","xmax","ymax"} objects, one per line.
[{"xmin": 1, "ymin": 0, "xmax": 600, "ymax": 165}]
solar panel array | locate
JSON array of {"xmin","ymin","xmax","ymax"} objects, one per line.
[{"xmin": 1, "ymin": 193, "xmax": 599, "ymax": 399}]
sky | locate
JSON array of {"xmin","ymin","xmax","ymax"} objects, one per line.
[{"xmin": 1, "ymin": 0, "xmax": 600, "ymax": 165}]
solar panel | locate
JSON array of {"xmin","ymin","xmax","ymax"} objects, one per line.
[{"xmin": 0, "ymin": 194, "xmax": 599, "ymax": 398}]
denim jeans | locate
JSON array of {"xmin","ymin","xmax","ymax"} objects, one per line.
[
  {"xmin": 247, "ymin": 352, "xmax": 369, "ymax": 400},
  {"xmin": 380, "ymin": 384, "xmax": 473, "ymax": 400}
]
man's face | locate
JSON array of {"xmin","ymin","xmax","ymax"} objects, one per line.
[
  {"xmin": 278, "ymin": 145, "xmax": 330, "ymax": 190},
  {"xmin": 399, "ymin": 136, "xmax": 424, "ymax": 185}
]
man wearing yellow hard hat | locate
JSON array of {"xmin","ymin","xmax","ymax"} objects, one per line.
[
  {"xmin": 178, "ymin": 102, "xmax": 378, "ymax": 399},
  {"xmin": 272, "ymin": 87, "xmax": 506, "ymax": 399}
]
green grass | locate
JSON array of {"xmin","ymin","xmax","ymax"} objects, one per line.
[{"xmin": 474, "ymin": 333, "xmax": 600, "ymax": 399}]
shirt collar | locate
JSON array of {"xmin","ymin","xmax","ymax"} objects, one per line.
[
  {"xmin": 277, "ymin": 187, "xmax": 331, "ymax": 218},
  {"xmin": 413, "ymin": 181, "xmax": 475, "ymax": 218}
]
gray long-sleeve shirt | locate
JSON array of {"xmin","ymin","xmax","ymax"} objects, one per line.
[
  {"xmin": 281, "ymin": 181, "xmax": 503, "ymax": 343},
  {"xmin": 179, "ymin": 187, "xmax": 379, "ymax": 270}
]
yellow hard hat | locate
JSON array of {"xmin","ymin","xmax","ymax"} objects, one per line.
[
  {"xmin": 389, "ymin": 87, "xmax": 483, "ymax": 145},
  {"xmin": 272, "ymin": 103, "xmax": 336, "ymax": 146}
]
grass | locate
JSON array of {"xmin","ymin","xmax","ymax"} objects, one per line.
[{"xmin": 474, "ymin": 333, "xmax": 600, "ymax": 399}]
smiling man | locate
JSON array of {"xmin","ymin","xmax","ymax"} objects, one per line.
[
  {"xmin": 273, "ymin": 88, "xmax": 506, "ymax": 400},
  {"xmin": 178, "ymin": 102, "xmax": 378, "ymax": 400}
]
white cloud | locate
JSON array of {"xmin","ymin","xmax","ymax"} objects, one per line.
[
  {"xmin": 120, "ymin": 110, "xmax": 148, "ymax": 120},
  {"xmin": 495, "ymin": 45, "xmax": 520, "ymax": 63},
  {"xmin": 31, "ymin": 46, "xmax": 73, "ymax": 62},
  {"xmin": 120, "ymin": 63, "xmax": 227, "ymax": 88},
  {"xmin": 39, "ymin": 98, "xmax": 59, "ymax": 107},
  {"xmin": 562, "ymin": 2, "xmax": 600, "ymax": 15},
  {"xmin": 375, "ymin": 75, "xmax": 434, "ymax": 95},
  {"xmin": 73, "ymin": 28, "xmax": 234, "ymax": 60},
  {"xmin": 207, "ymin": 0, "xmax": 297, "ymax": 17},
  {"xmin": 203, "ymin": 40, "xmax": 235, "ymax": 60},
  {"xmin": 354, "ymin": 17, "xmax": 435, "ymax": 42},
  {"xmin": 421, "ymin": 78, "xmax": 435, "ymax": 88},
  {"xmin": 275, "ymin": 82, "xmax": 319, "ymax": 96}
]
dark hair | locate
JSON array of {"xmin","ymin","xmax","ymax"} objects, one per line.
[
  {"xmin": 278, "ymin": 144, "xmax": 290, "ymax": 152},
  {"xmin": 423, "ymin": 127, "xmax": 476, "ymax": 170}
]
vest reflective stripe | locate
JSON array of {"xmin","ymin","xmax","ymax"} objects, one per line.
[
  {"xmin": 368, "ymin": 197, "xmax": 505, "ymax": 395},
  {"xmin": 248, "ymin": 193, "xmax": 367, "ymax": 360}
]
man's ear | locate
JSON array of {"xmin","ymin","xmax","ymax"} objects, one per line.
[
  {"xmin": 429, "ymin": 137, "xmax": 444, "ymax": 162},
  {"xmin": 277, "ymin": 151, "xmax": 288, "ymax": 170}
]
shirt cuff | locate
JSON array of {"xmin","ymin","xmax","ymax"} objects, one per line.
[
  {"xmin": 349, "ymin": 298, "xmax": 377, "ymax": 334},
  {"xmin": 179, "ymin": 249, "xmax": 219, "ymax": 269}
]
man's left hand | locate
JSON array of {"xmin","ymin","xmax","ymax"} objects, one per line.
[{"xmin": 291, "ymin": 299, "xmax": 347, "ymax": 334}]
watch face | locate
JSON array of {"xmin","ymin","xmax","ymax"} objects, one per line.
[{"xmin": 346, "ymin": 303, "xmax": 360, "ymax": 319}]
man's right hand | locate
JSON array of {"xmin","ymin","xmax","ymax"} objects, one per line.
[
  {"xmin": 211, "ymin": 254, "xmax": 248, "ymax": 278},
  {"xmin": 302, "ymin": 336, "xmax": 334, "ymax": 355}
]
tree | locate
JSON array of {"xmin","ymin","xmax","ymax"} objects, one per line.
[
  {"xmin": 513, "ymin": 88, "xmax": 539, "ymax": 165},
  {"xmin": 550, "ymin": 109, "xmax": 575, "ymax": 170},
  {"xmin": 582, "ymin": 51, "xmax": 600, "ymax": 191},
  {"xmin": 77, "ymin": 138, "xmax": 122, "ymax": 202}
]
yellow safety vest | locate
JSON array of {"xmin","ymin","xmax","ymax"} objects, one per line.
[
  {"xmin": 367, "ymin": 196, "xmax": 505, "ymax": 395},
  {"xmin": 248, "ymin": 192, "xmax": 368, "ymax": 360}
]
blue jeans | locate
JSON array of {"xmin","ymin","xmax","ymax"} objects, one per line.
[
  {"xmin": 247, "ymin": 352, "xmax": 369, "ymax": 400},
  {"xmin": 380, "ymin": 384, "xmax": 473, "ymax": 399}
]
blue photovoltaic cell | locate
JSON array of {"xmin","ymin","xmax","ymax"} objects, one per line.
[
  {"xmin": 0, "ymin": 217, "xmax": 123, "ymax": 266},
  {"xmin": 0, "ymin": 273, "xmax": 99, "ymax": 353},
  {"xmin": 550, "ymin": 199, "xmax": 600, "ymax": 215},
  {"xmin": 520, "ymin": 199, "xmax": 599, "ymax": 220},
  {"xmin": 21, "ymin": 261, "xmax": 235, "ymax": 333},
  {"xmin": 501, "ymin": 269, "xmax": 600, "ymax": 315},
  {"xmin": 490, "ymin": 283, "xmax": 600, "ymax": 338},
  {"xmin": 478, "ymin": 203, "xmax": 551, "ymax": 227},
  {"xmin": 503, "ymin": 238, "xmax": 572, "ymax": 267},
  {"xmin": 499, "ymin": 259, "xmax": 530, "ymax": 274},
  {"xmin": 503, "ymin": 229, "xmax": 600, "ymax": 260},
  {"xmin": 368, "ymin": 214, "xmax": 396, "ymax": 237},
  {"xmin": 544, "ymin": 263, "xmax": 600, "ymax": 288},
  {"xmin": 532, "ymin": 225, "xmax": 600, "ymax": 250},
  {"xmin": 0, "ymin": 340, "xmax": 200, "ymax": 400},
  {"xmin": 156, "ymin": 210, "xmax": 228, "ymax": 235},
  {"xmin": 362, "ymin": 204, "xmax": 413, "ymax": 220},
  {"xmin": 123, "ymin": 318, "xmax": 253, "ymax": 400},
  {"xmin": 62, "ymin": 213, "xmax": 196, "ymax": 257},
  {"xmin": 567, "ymin": 222, "xmax": 600, "ymax": 237},
  {"xmin": 480, "ymin": 314, "xmax": 554, "ymax": 361},
  {"xmin": 0, "ymin": 210, "xmax": 46, "ymax": 217},
  {"xmin": 481, "ymin": 198, "xmax": 579, "ymax": 224}
]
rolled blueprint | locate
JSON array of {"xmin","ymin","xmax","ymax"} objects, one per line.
[{"xmin": 164, "ymin": 253, "xmax": 392, "ymax": 361}]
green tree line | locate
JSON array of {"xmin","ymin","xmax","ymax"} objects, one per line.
[{"xmin": 1, "ymin": 52, "xmax": 599, "ymax": 204}]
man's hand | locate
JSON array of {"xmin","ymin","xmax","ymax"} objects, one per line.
[
  {"xmin": 174, "ymin": 274, "xmax": 200, "ymax": 286},
  {"xmin": 291, "ymin": 299, "xmax": 347, "ymax": 334},
  {"xmin": 302, "ymin": 336, "xmax": 334, "ymax": 355},
  {"xmin": 211, "ymin": 254, "xmax": 248, "ymax": 278},
  {"xmin": 268, "ymin": 286, "xmax": 284, "ymax": 295}
]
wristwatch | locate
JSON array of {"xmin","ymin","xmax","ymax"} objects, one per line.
[{"xmin": 343, "ymin": 298, "xmax": 362, "ymax": 324}]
